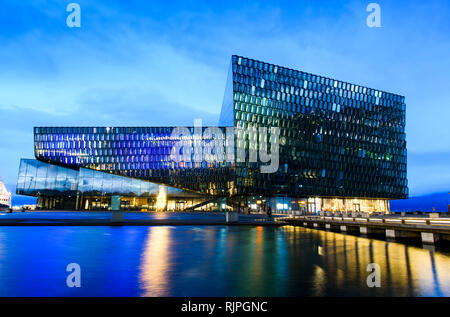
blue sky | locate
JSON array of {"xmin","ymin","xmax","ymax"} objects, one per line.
[{"xmin": 0, "ymin": 0, "xmax": 449, "ymax": 197}]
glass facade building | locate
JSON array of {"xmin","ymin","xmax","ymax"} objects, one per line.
[
  {"xmin": 33, "ymin": 126, "xmax": 235, "ymax": 196},
  {"xmin": 220, "ymin": 55, "xmax": 407, "ymax": 200},
  {"xmin": 17, "ymin": 55, "xmax": 408, "ymax": 213},
  {"xmin": 17, "ymin": 159, "xmax": 205, "ymax": 211}
]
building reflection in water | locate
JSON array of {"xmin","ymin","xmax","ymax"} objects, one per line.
[
  {"xmin": 137, "ymin": 225, "xmax": 450, "ymax": 297},
  {"xmin": 245, "ymin": 227, "xmax": 264, "ymax": 293},
  {"xmin": 282, "ymin": 226, "xmax": 450, "ymax": 296},
  {"xmin": 139, "ymin": 227, "xmax": 172, "ymax": 296}
]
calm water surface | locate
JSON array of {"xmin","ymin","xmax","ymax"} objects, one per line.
[{"xmin": 0, "ymin": 225, "xmax": 449, "ymax": 296}]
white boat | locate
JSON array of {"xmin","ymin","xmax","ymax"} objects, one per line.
[{"xmin": 0, "ymin": 180, "xmax": 12, "ymax": 210}]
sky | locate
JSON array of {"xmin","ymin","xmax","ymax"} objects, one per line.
[{"xmin": 0, "ymin": 0, "xmax": 449, "ymax": 197}]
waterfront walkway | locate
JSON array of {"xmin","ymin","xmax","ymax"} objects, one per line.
[
  {"xmin": 0, "ymin": 211, "xmax": 284, "ymax": 226},
  {"xmin": 3, "ymin": 211, "xmax": 449, "ymax": 245}
]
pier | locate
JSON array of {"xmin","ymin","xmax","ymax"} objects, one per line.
[{"xmin": 282, "ymin": 215, "xmax": 450, "ymax": 245}]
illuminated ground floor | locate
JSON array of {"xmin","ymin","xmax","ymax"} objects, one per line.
[
  {"xmin": 234, "ymin": 196, "xmax": 390, "ymax": 215},
  {"xmin": 35, "ymin": 194, "xmax": 390, "ymax": 214},
  {"xmin": 37, "ymin": 195, "xmax": 216, "ymax": 212}
]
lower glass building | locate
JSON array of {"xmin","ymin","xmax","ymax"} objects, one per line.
[
  {"xmin": 16, "ymin": 55, "xmax": 408, "ymax": 214},
  {"xmin": 17, "ymin": 159, "xmax": 208, "ymax": 211}
]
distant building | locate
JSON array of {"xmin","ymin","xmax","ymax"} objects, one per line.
[
  {"xmin": 16, "ymin": 55, "xmax": 408, "ymax": 213},
  {"xmin": 0, "ymin": 181, "xmax": 12, "ymax": 209}
]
